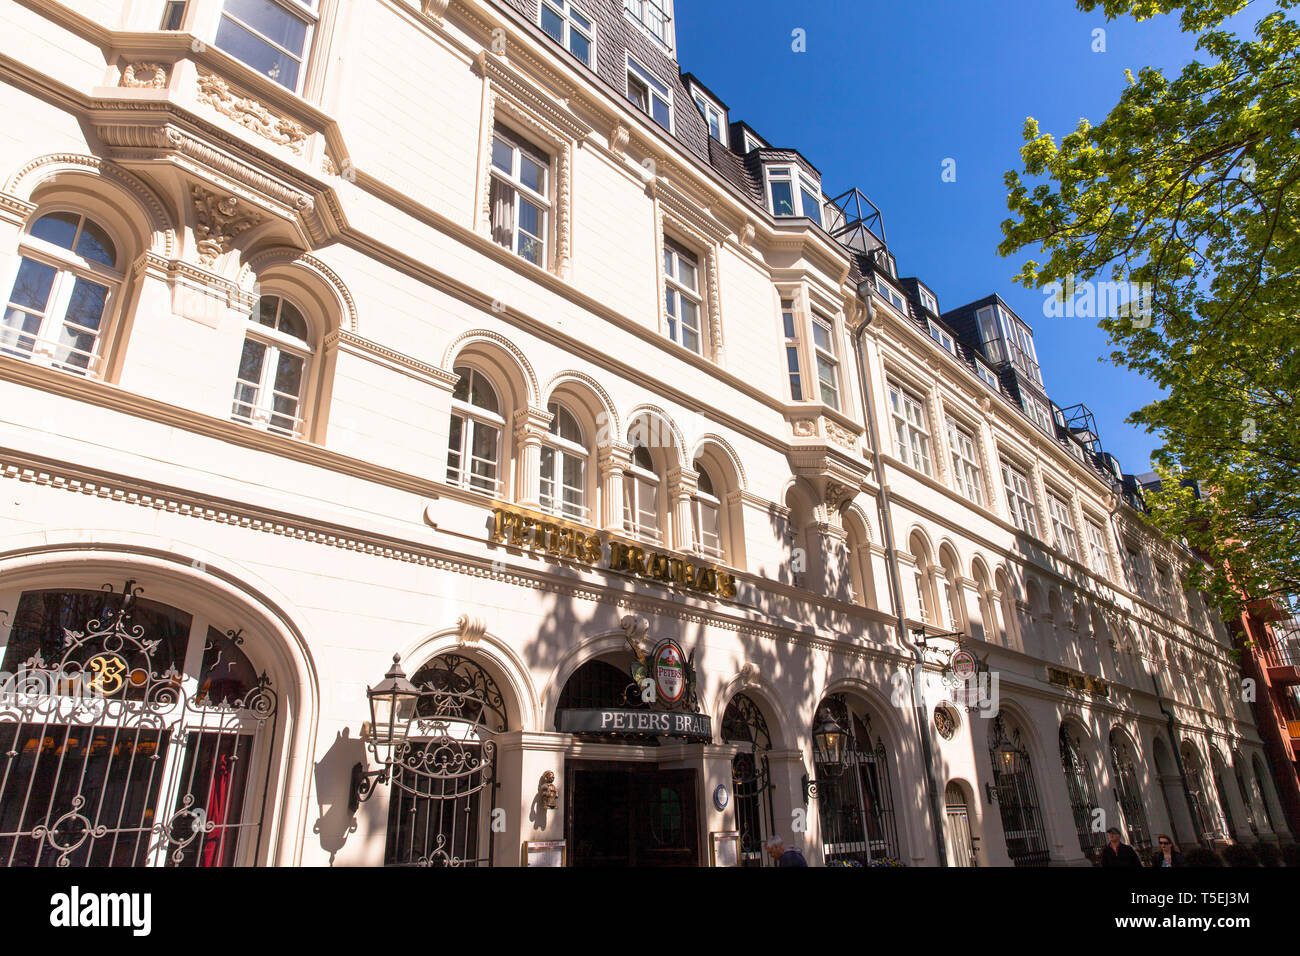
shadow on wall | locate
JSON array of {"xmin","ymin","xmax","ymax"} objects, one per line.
[{"xmin": 313, "ymin": 727, "xmax": 367, "ymax": 864}]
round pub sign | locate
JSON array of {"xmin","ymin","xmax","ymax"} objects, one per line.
[{"xmin": 653, "ymin": 640, "xmax": 686, "ymax": 703}]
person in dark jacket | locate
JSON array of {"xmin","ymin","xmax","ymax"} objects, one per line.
[
  {"xmin": 765, "ymin": 835, "xmax": 808, "ymax": 867},
  {"xmin": 1150, "ymin": 834, "xmax": 1187, "ymax": 868},
  {"xmin": 1100, "ymin": 827, "xmax": 1143, "ymax": 867}
]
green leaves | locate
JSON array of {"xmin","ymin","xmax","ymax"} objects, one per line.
[{"xmin": 1001, "ymin": 1, "xmax": 1300, "ymax": 617}]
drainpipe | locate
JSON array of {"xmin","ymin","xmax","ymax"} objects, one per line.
[{"xmin": 851, "ymin": 290, "xmax": 948, "ymax": 866}]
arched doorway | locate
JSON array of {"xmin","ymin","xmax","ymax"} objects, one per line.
[
  {"xmin": 383, "ymin": 653, "xmax": 507, "ymax": 867},
  {"xmin": 0, "ymin": 582, "xmax": 278, "ymax": 866},
  {"xmin": 1180, "ymin": 743, "xmax": 1217, "ymax": 845},
  {"xmin": 1059, "ymin": 722, "xmax": 1104, "ymax": 858},
  {"xmin": 988, "ymin": 714, "xmax": 1050, "ymax": 866},
  {"xmin": 811, "ymin": 694, "xmax": 899, "ymax": 865},
  {"xmin": 944, "ymin": 782, "xmax": 977, "ymax": 867},
  {"xmin": 1109, "ymin": 728, "xmax": 1152, "ymax": 856},
  {"xmin": 721, "ymin": 693, "xmax": 774, "ymax": 867}
]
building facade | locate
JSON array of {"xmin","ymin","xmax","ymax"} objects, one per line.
[{"xmin": 0, "ymin": 0, "xmax": 1288, "ymax": 866}]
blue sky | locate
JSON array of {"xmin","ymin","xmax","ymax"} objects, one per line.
[{"xmin": 676, "ymin": 0, "xmax": 1266, "ymax": 475}]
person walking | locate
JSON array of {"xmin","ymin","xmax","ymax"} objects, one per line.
[
  {"xmin": 1100, "ymin": 827, "xmax": 1142, "ymax": 867},
  {"xmin": 1149, "ymin": 834, "xmax": 1186, "ymax": 868},
  {"xmin": 765, "ymin": 835, "xmax": 808, "ymax": 867}
]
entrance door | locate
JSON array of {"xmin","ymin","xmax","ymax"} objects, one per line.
[
  {"xmin": 566, "ymin": 763, "xmax": 699, "ymax": 866},
  {"xmin": 944, "ymin": 784, "xmax": 976, "ymax": 867}
]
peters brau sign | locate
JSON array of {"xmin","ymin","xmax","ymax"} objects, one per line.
[{"xmin": 557, "ymin": 708, "xmax": 712, "ymax": 742}]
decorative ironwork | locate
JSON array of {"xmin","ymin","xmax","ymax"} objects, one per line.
[
  {"xmin": 722, "ymin": 694, "xmax": 773, "ymax": 867},
  {"xmin": 813, "ymin": 696, "xmax": 899, "ymax": 865},
  {"xmin": 1108, "ymin": 730, "xmax": 1152, "ymax": 856},
  {"xmin": 0, "ymin": 584, "xmax": 277, "ymax": 867},
  {"xmin": 1180, "ymin": 746, "xmax": 1217, "ymax": 845},
  {"xmin": 1234, "ymin": 764, "xmax": 1259, "ymax": 837},
  {"xmin": 383, "ymin": 654, "xmax": 505, "ymax": 867},
  {"xmin": 934, "ymin": 706, "xmax": 957, "ymax": 740},
  {"xmin": 1059, "ymin": 724, "xmax": 1104, "ymax": 856},
  {"xmin": 988, "ymin": 715, "xmax": 1050, "ymax": 866}
]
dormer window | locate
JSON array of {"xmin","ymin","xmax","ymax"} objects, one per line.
[
  {"xmin": 690, "ymin": 87, "xmax": 727, "ymax": 145},
  {"xmin": 918, "ymin": 287, "xmax": 939, "ymax": 315},
  {"xmin": 975, "ymin": 360, "xmax": 999, "ymax": 391},
  {"xmin": 765, "ymin": 166, "xmax": 822, "ymax": 226},
  {"xmin": 624, "ymin": 0, "xmax": 674, "ymax": 52},
  {"xmin": 540, "ymin": 0, "xmax": 595, "ymax": 68},
  {"xmin": 874, "ymin": 275, "xmax": 908, "ymax": 316},
  {"xmin": 1024, "ymin": 395, "xmax": 1055, "ymax": 436},
  {"xmin": 928, "ymin": 320, "xmax": 955, "ymax": 356},
  {"xmin": 626, "ymin": 56, "xmax": 672, "ymax": 131},
  {"xmin": 741, "ymin": 130, "xmax": 766, "ymax": 154}
]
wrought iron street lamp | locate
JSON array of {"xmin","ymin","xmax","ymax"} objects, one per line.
[
  {"xmin": 802, "ymin": 712, "xmax": 850, "ymax": 804},
  {"xmin": 349, "ymin": 654, "xmax": 420, "ymax": 811}
]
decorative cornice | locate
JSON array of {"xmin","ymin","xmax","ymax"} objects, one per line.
[
  {"xmin": 195, "ymin": 70, "xmax": 311, "ymax": 156},
  {"xmin": 473, "ymin": 50, "xmax": 592, "ymax": 143},
  {"xmin": 120, "ymin": 62, "xmax": 170, "ymax": 89},
  {"xmin": 325, "ymin": 330, "xmax": 459, "ymax": 388}
]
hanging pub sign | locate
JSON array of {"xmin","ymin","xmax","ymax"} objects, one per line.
[
  {"xmin": 653, "ymin": 640, "xmax": 686, "ymax": 703},
  {"xmin": 489, "ymin": 505, "xmax": 738, "ymax": 600}
]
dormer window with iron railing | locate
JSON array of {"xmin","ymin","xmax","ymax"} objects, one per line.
[
  {"xmin": 624, "ymin": 0, "xmax": 674, "ymax": 52},
  {"xmin": 975, "ymin": 304, "xmax": 1042, "ymax": 385}
]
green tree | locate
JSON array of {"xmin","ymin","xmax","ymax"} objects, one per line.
[{"xmin": 1000, "ymin": 0, "xmax": 1300, "ymax": 616}]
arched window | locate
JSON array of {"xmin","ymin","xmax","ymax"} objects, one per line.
[
  {"xmin": 540, "ymin": 401, "xmax": 587, "ymax": 521},
  {"xmin": 721, "ymin": 693, "xmax": 773, "ymax": 866},
  {"xmin": 908, "ymin": 533, "xmax": 937, "ymax": 626},
  {"xmin": 0, "ymin": 584, "xmax": 277, "ymax": 867},
  {"xmin": 1180, "ymin": 743, "xmax": 1216, "ymax": 844},
  {"xmin": 1060, "ymin": 723, "xmax": 1104, "ymax": 857},
  {"xmin": 1109, "ymin": 729, "xmax": 1152, "ymax": 855},
  {"xmin": 623, "ymin": 442, "xmax": 662, "ymax": 543},
  {"xmin": 3, "ymin": 210, "xmax": 122, "ymax": 376},
  {"xmin": 447, "ymin": 366, "xmax": 504, "ymax": 495},
  {"xmin": 691, "ymin": 459, "xmax": 723, "ymax": 559},
  {"xmin": 231, "ymin": 295, "xmax": 313, "ymax": 437},
  {"xmin": 1252, "ymin": 754, "xmax": 1277, "ymax": 833},
  {"xmin": 988, "ymin": 714, "xmax": 1050, "ymax": 866},
  {"xmin": 938, "ymin": 546, "xmax": 963, "ymax": 632},
  {"xmin": 1232, "ymin": 753, "xmax": 1258, "ymax": 838},
  {"xmin": 812, "ymin": 695, "xmax": 899, "ymax": 864}
]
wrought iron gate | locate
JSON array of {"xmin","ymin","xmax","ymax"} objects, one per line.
[
  {"xmin": 1181, "ymin": 748, "xmax": 1216, "ymax": 845},
  {"xmin": 0, "ymin": 584, "xmax": 277, "ymax": 867},
  {"xmin": 1059, "ymin": 724, "xmax": 1104, "ymax": 857},
  {"xmin": 1109, "ymin": 732, "xmax": 1152, "ymax": 855},
  {"xmin": 383, "ymin": 654, "xmax": 504, "ymax": 867},
  {"xmin": 721, "ymin": 693, "xmax": 773, "ymax": 867},
  {"xmin": 814, "ymin": 696, "xmax": 899, "ymax": 865},
  {"xmin": 988, "ymin": 715, "xmax": 1050, "ymax": 866}
]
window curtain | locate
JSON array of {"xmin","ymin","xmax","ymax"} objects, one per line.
[{"xmin": 490, "ymin": 178, "xmax": 515, "ymax": 250}]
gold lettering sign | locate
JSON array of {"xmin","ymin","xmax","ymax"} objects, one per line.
[
  {"xmin": 1047, "ymin": 666, "xmax": 1109, "ymax": 698},
  {"xmin": 490, "ymin": 506, "xmax": 737, "ymax": 600},
  {"xmin": 86, "ymin": 652, "xmax": 128, "ymax": 696}
]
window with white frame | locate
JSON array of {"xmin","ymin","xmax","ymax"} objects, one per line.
[
  {"xmin": 663, "ymin": 239, "xmax": 703, "ymax": 354},
  {"xmin": 540, "ymin": 402, "xmax": 588, "ymax": 521},
  {"xmin": 1122, "ymin": 543, "xmax": 1147, "ymax": 597},
  {"xmin": 1000, "ymin": 458, "xmax": 1038, "ymax": 536},
  {"xmin": 946, "ymin": 418, "xmax": 985, "ymax": 506},
  {"xmin": 810, "ymin": 313, "xmax": 840, "ymax": 411},
  {"xmin": 942, "ymin": 575, "xmax": 961, "ymax": 630},
  {"xmin": 691, "ymin": 88, "xmax": 726, "ymax": 145},
  {"xmin": 490, "ymin": 128, "xmax": 550, "ymax": 267},
  {"xmin": 1047, "ymin": 491, "xmax": 1080, "ymax": 561},
  {"xmin": 928, "ymin": 320, "xmax": 956, "ymax": 355},
  {"xmin": 214, "ymin": 0, "xmax": 318, "ymax": 92},
  {"xmin": 161, "ymin": 1, "xmax": 186, "ymax": 29},
  {"xmin": 742, "ymin": 130, "xmax": 766, "ymax": 154},
  {"xmin": 889, "ymin": 382, "xmax": 932, "ymax": 475},
  {"xmin": 623, "ymin": 443, "xmax": 661, "ymax": 543},
  {"xmin": 918, "ymin": 287, "xmax": 938, "ymax": 315},
  {"xmin": 626, "ymin": 56, "xmax": 672, "ymax": 130},
  {"xmin": 624, "ymin": 0, "xmax": 674, "ymax": 51},
  {"xmin": 975, "ymin": 360, "xmax": 999, "ymax": 391},
  {"xmin": 781, "ymin": 298, "xmax": 804, "ymax": 401},
  {"xmin": 692, "ymin": 459, "xmax": 723, "ymax": 559},
  {"xmin": 915, "ymin": 567, "xmax": 930, "ymax": 623},
  {"xmin": 875, "ymin": 275, "xmax": 909, "ymax": 315},
  {"xmin": 540, "ymin": 0, "xmax": 595, "ymax": 67},
  {"xmin": 1024, "ymin": 395, "xmax": 1055, "ymax": 435},
  {"xmin": 447, "ymin": 366, "xmax": 504, "ymax": 496},
  {"xmin": 1085, "ymin": 519, "xmax": 1111, "ymax": 578},
  {"xmin": 765, "ymin": 166, "xmax": 822, "ymax": 226},
  {"xmin": 230, "ymin": 294, "xmax": 312, "ymax": 437},
  {"xmin": 2, "ymin": 211, "xmax": 121, "ymax": 377}
]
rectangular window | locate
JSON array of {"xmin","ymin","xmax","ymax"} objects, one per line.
[
  {"xmin": 489, "ymin": 129, "xmax": 550, "ymax": 267},
  {"xmin": 915, "ymin": 568, "xmax": 929, "ymax": 624},
  {"xmin": 1024, "ymin": 396, "xmax": 1055, "ymax": 436},
  {"xmin": 692, "ymin": 496, "xmax": 722, "ymax": 559},
  {"xmin": 918, "ymin": 288, "xmax": 938, "ymax": 315},
  {"xmin": 215, "ymin": 0, "xmax": 317, "ymax": 92},
  {"xmin": 928, "ymin": 320, "xmax": 955, "ymax": 355},
  {"xmin": 663, "ymin": 240, "xmax": 702, "ymax": 354},
  {"xmin": 781, "ymin": 299, "xmax": 804, "ymax": 401},
  {"xmin": 540, "ymin": 0, "xmax": 595, "ymax": 67},
  {"xmin": 1001, "ymin": 459, "xmax": 1038, "ymax": 537},
  {"xmin": 626, "ymin": 57, "xmax": 671, "ymax": 131},
  {"xmin": 692, "ymin": 90, "xmax": 726, "ymax": 145},
  {"xmin": 161, "ymin": 1, "xmax": 187, "ymax": 29},
  {"xmin": 875, "ymin": 276, "xmax": 908, "ymax": 315},
  {"xmin": 976, "ymin": 306, "xmax": 1005, "ymax": 364},
  {"xmin": 946, "ymin": 418, "xmax": 984, "ymax": 506},
  {"xmin": 1047, "ymin": 492, "xmax": 1080, "ymax": 561},
  {"xmin": 766, "ymin": 166, "xmax": 822, "ymax": 226},
  {"xmin": 811, "ymin": 314, "xmax": 840, "ymax": 411},
  {"xmin": 889, "ymin": 382, "xmax": 932, "ymax": 475},
  {"xmin": 975, "ymin": 360, "xmax": 999, "ymax": 391},
  {"xmin": 624, "ymin": 0, "xmax": 673, "ymax": 51},
  {"xmin": 1123, "ymin": 545, "xmax": 1147, "ymax": 597},
  {"xmin": 1086, "ymin": 520, "xmax": 1110, "ymax": 578},
  {"xmin": 623, "ymin": 473, "xmax": 661, "ymax": 542}
]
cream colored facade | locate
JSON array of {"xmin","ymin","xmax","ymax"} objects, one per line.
[{"xmin": 0, "ymin": 0, "xmax": 1287, "ymax": 867}]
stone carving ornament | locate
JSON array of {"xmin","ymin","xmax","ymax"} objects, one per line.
[{"xmin": 190, "ymin": 186, "xmax": 265, "ymax": 266}]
